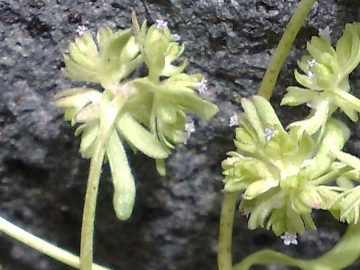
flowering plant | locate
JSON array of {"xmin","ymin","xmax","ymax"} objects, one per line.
[
  {"xmin": 222, "ymin": 96, "xmax": 352, "ymax": 236},
  {"xmin": 55, "ymin": 13, "xmax": 217, "ymax": 269},
  {"xmin": 3, "ymin": 1, "xmax": 360, "ymax": 270},
  {"xmin": 220, "ymin": 21, "xmax": 360, "ymax": 270}
]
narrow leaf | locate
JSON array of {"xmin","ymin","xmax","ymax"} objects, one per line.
[
  {"xmin": 106, "ymin": 129, "xmax": 135, "ymax": 221},
  {"xmin": 116, "ymin": 113, "xmax": 169, "ymax": 159}
]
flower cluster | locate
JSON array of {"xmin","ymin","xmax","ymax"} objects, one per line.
[
  {"xmin": 281, "ymin": 23, "xmax": 360, "ymax": 137},
  {"xmin": 222, "ymin": 96, "xmax": 356, "ymax": 236},
  {"xmin": 55, "ymin": 14, "xmax": 218, "ymax": 220}
]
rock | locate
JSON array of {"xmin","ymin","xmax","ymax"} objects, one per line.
[{"xmin": 0, "ymin": 0, "xmax": 359, "ymax": 269}]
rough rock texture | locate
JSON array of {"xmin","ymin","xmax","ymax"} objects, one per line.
[{"xmin": 0, "ymin": 0, "xmax": 360, "ymax": 269}]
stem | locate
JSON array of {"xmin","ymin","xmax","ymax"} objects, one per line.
[
  {"xmin": 311, "ymin": 166, "xmax": 352, "ymax": 186},
  {"xmin": 307, "ymin": 223, "xmax": 360, "ymax": 269},
  {"xmin": 257, "ymin": 0, "xmax": 317, "ymax": 100},
  {"xmin": 233, "ymin": 223, "xmax": 360, "ymax": 270},
  {"xmin": 0, "ymin": 216, "xmax": 110, "ymax": 270},
  {"xmin": 80, "ymin": 139, "xmax": 105, "ymax": 270},
  {"xmin": 217, "ymin": 192, "xmax": 238, "ymax": 270},
  {"xmin": 80, "ymin": 94, "xmax": 126, "ymax": 270}
]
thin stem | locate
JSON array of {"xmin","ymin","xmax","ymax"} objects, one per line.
[
  {"xmin": 80, "ymin": 94, "xmax": 126, "ymax": 270},
  {"xmin": 217, "ymin": 192, "xmax": 238, "ymax": 270},
  {"xmin": 257, "ymin": 0, "xmax": 317, "ymax": 100},
  {"xmin": 80, "ymin": 139, "xmax": 105, "ymax": 270},
  {"xmin": 311, "ymin": 166, "xmax": 352, "ymax": 186},
  {"xmin": 0, "ymin": 216, "xmax": 110, "ymax": 270},
  {"xmin": 307, "ymin": 223, "xmax": 360, "ymax": 269},
  {"xmin": 233, "ymin": 223, "xmax": 360, "ymax": 270}
]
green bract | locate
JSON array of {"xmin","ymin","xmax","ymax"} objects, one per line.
[
  {"xmin": 55, "ymin": 16, "xmax": 218, "ymax": 220},
  {"xmin": 281, "ymin": 23, "xmax": 360, "ymax": 136},
  {"xmin": 222, "ymin": 96, "xmax": 358, "ymax": 236}
]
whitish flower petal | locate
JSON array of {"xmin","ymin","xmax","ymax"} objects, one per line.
[
  {"xmin": 172, "ymin": 34, "xmax": 181, "ymax": 41},
  {"xmin": 229, "ymin": 112, "xmax": 239, "ymax": 127},
  {"xmin": 76, "ymin": 25, "xmax": 88, "ymax": 36},
  {"xmin": 156, "ymin": 20, "xmax": 168, "ymax": 30},
  {"xmin": 264, "ymin": 127, "xmax": 275, "ymax": 141},
  {"xmin": 318, "ymin": 26, "xmax": 332, "ymax": 40},
  {"xmin": 281, "ymin": 232, "xmax": 298, "ymax": 246},
  {"xmin": 182, "ymin": 121, "xmax": 195, "ymax": 144},
  {"xmin": 197, "ymin": 78, "xmax": 208, "ymax": 94}
]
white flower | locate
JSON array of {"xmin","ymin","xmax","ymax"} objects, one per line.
[
  {"xmin": 318, "ymin": 26, "xmax": 332, "ymax": 40},
  {"xmin": 307, "ymin": 59, "xmax": 317, "ymax": 68},
  {"xmin": 307, "ymin": 70, "xmax": 314, "ymax": 79},
  {"xmin": 264, "ymin": 127, "xmax": 275, "ymax": 141},
  {"xmin": 172, "ymin": 34, "xmax": 181, "ymax": 41},
  {"xmin": 197, "ymin": 78, "xmax": 208, "ymax": 94},
  {"xmin": 156, "ymin": 20, "xmax": 168, "ymax": 30},
  {"xmin": 281, "ymin": 232, "xmax": 298, "ymax": 246},
  {"xmin": 76, "ymin": 25, "xmax": 88, "ymax": 36},
  {"xmin": 182, "ymin": 121, "xmax": 195, "ymax": 144},
  {"xmin": 229, "ymin": 113, "xmax": 239, "ymax": 127}
]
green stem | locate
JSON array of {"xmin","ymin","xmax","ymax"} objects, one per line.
[
  {"xmin": 217, "ymin": 192, "xmax": 238, "ymax": 270},
  {"xmin": 257, "ymin": 0, "xmax": 317, "ymax": 100},
  {"xmin": 80, "ymin": 138, "xmax": 105, "ymax": 270},
  {"xmin": 233, "ymin": 223, "xmax": 360, "ymax": 270},
  {"xmin": 311, "ymin": 166, "xmax": 352, "ymax": 186},
  {"xmin": 0, "ymin": 216, "xmax": 110, "ymax": 270},
  {"xmin": 80, "ymin": 94, "xmax": 126, "ymax": 270},
  {"xmin": 307, "ymin": 223, "xmax": 360, "ymax": 269}
]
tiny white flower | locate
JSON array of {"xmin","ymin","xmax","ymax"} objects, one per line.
[
  {"xmin": 76, "ymin": 25, "xmax": 88, "ymax": 36},
  {"xmin": 307, "ymin": 70, "xmax": 314, "ymax": 79},
  {"xmin": 281, "ymin": 232, "xmax": 298, "ymax": 246},
  {"xmin": 197, "ymin": 78, "xmax": 208, "ymax": 94},
  {"xmin": 172, "ymin": 34, "xmax": 181, "ymax": 41},
  {"xmin": 307, "ymin": 59, "xmax": 317, "ymax": 68},
  {"xmin": 156, "ymin": 19, "xmax": 168, "ymax": 30},
  {"xmin": 264, "ymin": 127, "xmax": 275, "ymax": 141},
  {"xmin": 229, "ymin": 113, "xmax": 239, "ymax": 127},
  {"xmin": 183, "ymin": 121, "xmax": 195, "ymax": 144},
  {"xmin": 318, "ymin": 26, "xmax": 332, "ymax": 40}
]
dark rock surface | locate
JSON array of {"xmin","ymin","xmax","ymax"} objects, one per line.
[{"xmin": 0, "ymin": 0, "xmax": 360, "ymax": 269}]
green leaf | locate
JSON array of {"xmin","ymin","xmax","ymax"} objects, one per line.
[
  {"xmin": 62, "ymin": 55, "xmax": 99, "ymax": 82},
  {"xmin": 293, "ymin": 69, "xmax": 320, "ymax": 90},
  {"xmin": 335, "ymin": 90, "xmax": 360, "ymax": 121},
  {"xmin": 305, "ymin": 118, "xmax": 348, "ymax": 179},
  {"xmin": 251, "ymin": 96, "xmax": 285, "ymax": 132},
  {"xmin": 106, "ymin": 129, "xmax": 136, "ymax": 221},
  {"xmin": 281, "ymin": 87, "xmax": 319, "ymax": 106},
  {"xmin": 99, "ymin": 29, "xmax": 132, "ymax": 85},
  {"xmin": 287, "ymin": 98, "xmax": 331, "ymax": 136},
  {"xmin": 116, "ymin": 112, "xmax": 169, "ymax": 159},
  {"xmin": 241, "ymin": 98, "xmax": 265, "ymax": 144},
  {"xmin": 336, "ymin": 23, "xmax": 360, "ymax": 78},
  {"xmin": 157, "ymin": 101, "xmax": 177, "ymax": 123},
  {"xmin": 156, "ymin": 159, "xmax": 166, "ymax": 176},
  {"xmin": 68, "ymin": 37, "xmax": 98, "ymax": 71},
  {"xmin": 243, "ymin": 180, "xmax": 278, "ymax": 200},
  {"xmin": 74, "ymin": 102, "xmax": 100, "ymax": 123},
  {"xmin": 96, "ymin": 27, "xmax": 113, "ymax": 52},
  {"xmin": 331, "ymin": 149, "xmax": 360, "ymax": 170},
  {"xmin": 133, "ymin": 79, "xmax": 218, "ymax": 120},
  {"xmin": 78, "ymin": 121, "xmax": 99, "ymax": 159}
]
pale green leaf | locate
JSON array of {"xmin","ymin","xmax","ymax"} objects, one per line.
[
  {"xmin": 251, "ymin": 95, "xmax": 285, "ymax": 132},
  {"xmin": 106, "ymin": 129, "xmax": 135, "ymax": 221},
  {"xmin": 116, "ymin": 113, "xmax": 169, "ymax": 159}
]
